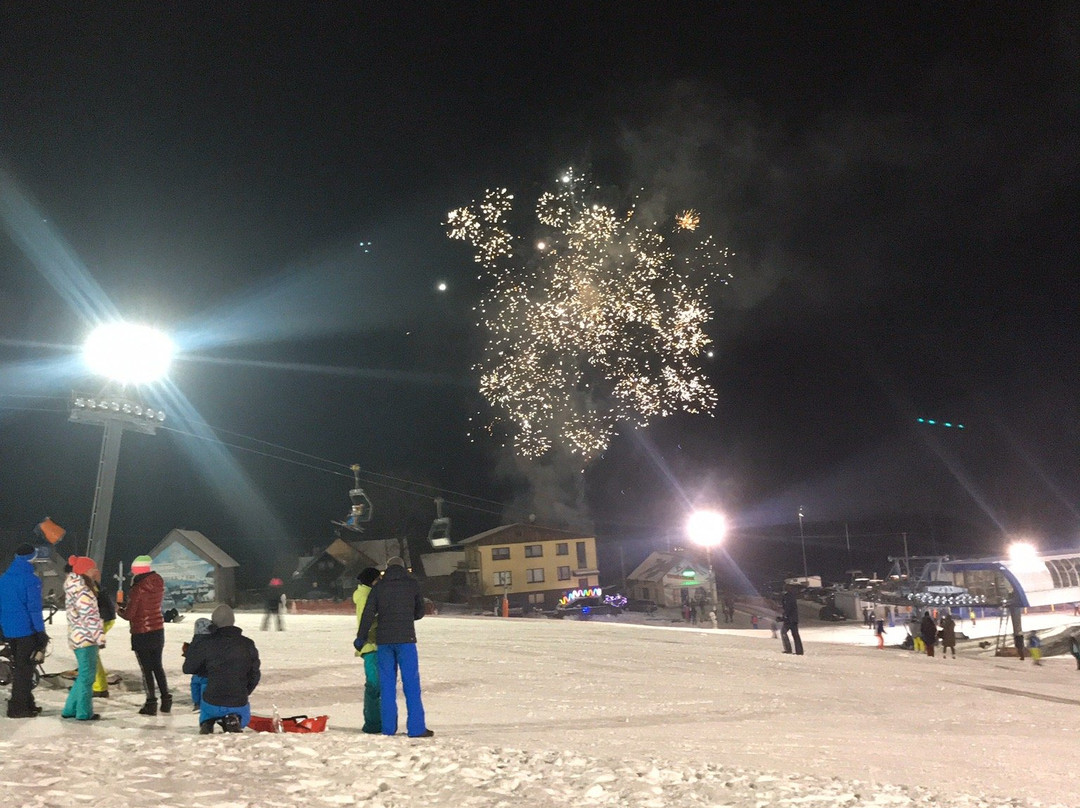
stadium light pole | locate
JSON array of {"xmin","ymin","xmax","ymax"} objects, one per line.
[
  {"xmin": 71, "ymin": 323, "xmax": 174, "ymax": 568},
  {"xmin": 798, "ymin": 506, "xmax": 807, "ymax": 582},
  {"xmin": 687, "ymin": 510, "xmax": 728, "ymax": 605}
]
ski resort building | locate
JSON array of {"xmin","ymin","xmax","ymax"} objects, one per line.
[
  {"xmin": 460, "ymin": 523, "xmax": 599, "ymax": 612},
  {"xmin": 939, "ymin": 548, "xmax": 1080, "ymax": 609},
  {"xmin": 625, "ymin": 550, "xmax": 715, "ymax": 608}
]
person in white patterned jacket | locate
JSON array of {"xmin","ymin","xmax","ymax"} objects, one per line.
[{"xmin": 62, "ymin": 556, "xmax": 105, "ymax": 721}]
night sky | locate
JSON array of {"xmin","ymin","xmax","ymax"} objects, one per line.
[{"xmin": 1, "ymin": 5, "xmax": 1077, "ymax": 589}]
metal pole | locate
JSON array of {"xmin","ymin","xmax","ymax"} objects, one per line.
[
  {"xmin": 86, "ymin": 417, "xmax": 124, "ymax": 568},
  {"xmin": 799, "ymin": 508, "xmax": 807, "ymax": 581},
  {"xmin": 707, "ymin": 545, "xmax": 717, "ymax": 604}
]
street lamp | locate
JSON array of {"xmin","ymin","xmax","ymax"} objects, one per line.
[
  {"xmin": 71, "ymin": 323, "xmax": 174, "ymax": 568},
  {"xmin": 687, "ymin": 509, "xmax": 727, "ymax": 604},
  {"xmin": 798, "ymin": 506, "xmax": 807, "ymax": 582}
]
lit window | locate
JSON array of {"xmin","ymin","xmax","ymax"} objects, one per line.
[
  {"xmin": 525, "ymin": 545, "xmax": 543, "ymax": 558},
  {"xmin": 493, "ymin": 571, "xmax": 511, "ymax": 586},
  {"xmin": 526, "ymin": 568, "xmax": 545, "ymax": 583}
]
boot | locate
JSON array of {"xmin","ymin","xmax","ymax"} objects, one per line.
[
  {"xmin": 138, "ymin": 699, "xmax": 158, "ymax": 716},
  {"xmin": 92, "ymin": 690, "xmax": 109, "ymax": 698},
  {"xmin": 159, "ymin": 694, "xmax": 172, "ymax": 714},
  {"xmin": 221, "ymin": 713, "xmax": 242, "ymax": 733},
  {"xmin": 199, "ymin": 720, "xmax": 216, "ymax": 735}
]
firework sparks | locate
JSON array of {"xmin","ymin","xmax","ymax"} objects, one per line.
[
  {"xmin": 446, "ymin": 169, "xmax": 730, "ymax": 461},
  {"xmin": 675, "ymin": 209, "xmax": 700, "ymax": 231}
]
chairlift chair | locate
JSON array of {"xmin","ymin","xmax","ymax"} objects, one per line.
[
  {"xmin": 332, "ymin": 464, "xmax": 373, "ymax": 533},
  {"xmin": 427, "ymin": 497, "xmax": 451, "ymax": 548}
]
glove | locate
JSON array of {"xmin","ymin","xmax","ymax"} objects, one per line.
[
  {"xmin": 31, "ymin": 632, "xmax": 48, "ymax": 664},
  {"xmin": 99, "ymin": 640, "xmax": 106, "ymax": 649},
  {"xmin": 181, "ymin": 641, "xmax": 190, "ymax": 656},
  {"xmin": 353, "ymin": 636, "xmax": 365, "ymax": 652}
]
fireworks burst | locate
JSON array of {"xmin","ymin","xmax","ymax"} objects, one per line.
[
  {"xmin": 447, "ymin": 169, "xmax": 731, "ymax": 461},
  {"xmin": 675, "ymin": 209, "xmax": 701, "ymax": 231}
]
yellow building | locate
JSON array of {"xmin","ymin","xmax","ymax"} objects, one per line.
[{"xmin": 461, "ymin": 523, "xmax": 600, "ymax": 611}]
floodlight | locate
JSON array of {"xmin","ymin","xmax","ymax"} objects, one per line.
[
  {"xmin": 1008, "ymin": 541, "xmax": 1037, "ymax": 563},
  {"xmin": 687, "ymin": 510, "xmax": 727, "ymax": 548},
  {"xmin": 83, "ymin": 322, "xmax": 175, "ymax": 385}
]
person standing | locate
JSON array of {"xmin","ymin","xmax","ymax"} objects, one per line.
[
  {"xmin": 940, "ymin": 612, "xmax": 957, "ymax": 659},
  {"xmin": 89, "ymin": 565, "xmax": 115, "ymax": 698},
  {"xmin": 780, "ymin": 586, "xmax": 804, "ymax": 655},
  {"xmin": 261, "ymin": 578, "xmax": 286, "ymax": 631},
  {"xmin": 183, "ymin": 604, "xmax": 261, "ymax": 734},
  {"xmin": 353, "ymin": 566, "xmax": 382, "ymax": 734},
  {"xmin": 1028, "ymin": 632, "xmax": 1042, "ymax": 666},
  {"xmin": 0, "ymin": 543, "xmax": 47, "ymax": 717},
  {"xmin": 118, "ymin": 555, "xmax": 171, "ymax": 715},
  {"xmin": 61, "ymin": 556, "xmax": 104, "ymax": 721},
  {"xmin": 355, "ymin": 557, "xmax": 433, "ymax": 738},
  {"xmin": 919, "ymin": 611, "xmax": 938, "ymax": 657}
]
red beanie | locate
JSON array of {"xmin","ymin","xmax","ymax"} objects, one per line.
[{"xmin": 68, "ymin": 555, "xmax": 96, "ymax": 576}]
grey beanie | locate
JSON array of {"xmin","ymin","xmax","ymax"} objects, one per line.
[
  {"xmin": 210, "ymin": 604, "xmax": 235, "ymax": 628},
  {"xmin": 385, "ymin": 556, "xmax": 405, "ymax": 569},
  {"xmin": 193, "ymin": 617, "xmax": 213, "ymax": 636}
]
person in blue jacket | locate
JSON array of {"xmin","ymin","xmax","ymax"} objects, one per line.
[{"xmin": 0, "ymin": 543, "xmax": 48, "ymax": 717}]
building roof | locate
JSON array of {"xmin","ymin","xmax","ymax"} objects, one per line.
[
  {"xmin": 940, "ymin": 549, "xmax": 1080, "ymax": 608},
  {"xmin": 150, "ymin": 529, "xmax": 239, "ymax": 568},
  {"xmin": 459, "ymin": 523, "xmax": 593, "ymax": 546},
  {"xmin": 627, "ymin": 550, "xmax": 710, "ymax": 583},
  {"xmin": 295, "ymin": 538, "xmax": 381, "ymax": 579}
]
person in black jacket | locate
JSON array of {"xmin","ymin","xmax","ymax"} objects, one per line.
[
  {"xmin": 355, "ymin": 557, "xmax": 433, "ymax": 738},
  {"xmin": 919, "ymin": 611, "xmax": 938, "ymax": 658},
  {"xmin": 780, "ymin": 586, "xmax": 804, "ymax": 655},
  {"xmin": 183, "ymin": 604, "xmax": 261, "ymax": 734},
  {"xmin": 89, "ymin": 566, "xmax": 115, "ymax": 698}
]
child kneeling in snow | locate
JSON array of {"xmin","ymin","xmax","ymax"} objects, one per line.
[{"xmin": 182, "ymin": 605, "xmax": 261, "ymax": 733}]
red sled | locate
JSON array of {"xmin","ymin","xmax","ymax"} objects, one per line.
[{"xmin": 248, "ymin": 714, "xmax": 328, "ymax": 733}]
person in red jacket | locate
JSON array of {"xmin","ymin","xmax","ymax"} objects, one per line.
[{"xmin": 118, "ymin": 555, "xmax": 171, "ymax": 715}]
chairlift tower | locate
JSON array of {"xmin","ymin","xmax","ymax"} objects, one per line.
[
  {"xmin": 70, "ymin": 394, "xmax": 166, "ymax": 569},
  {"xmin": 72, "ymin": 322, "xmax": 174, "ymax": 569}
]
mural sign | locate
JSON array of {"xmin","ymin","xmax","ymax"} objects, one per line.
[{"xmin": 153, "ymin": 542, "xmax": 215, "ymax": 610}]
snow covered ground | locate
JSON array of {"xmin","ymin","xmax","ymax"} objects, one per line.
[{"xmin": 2, "ymin": 606, "xmax": 1079, "ymax": 807}]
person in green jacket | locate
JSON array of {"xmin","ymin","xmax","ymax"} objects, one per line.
[{"xmin": 353, "ymin": 567, "xmax": 381, "ymax": 734}]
